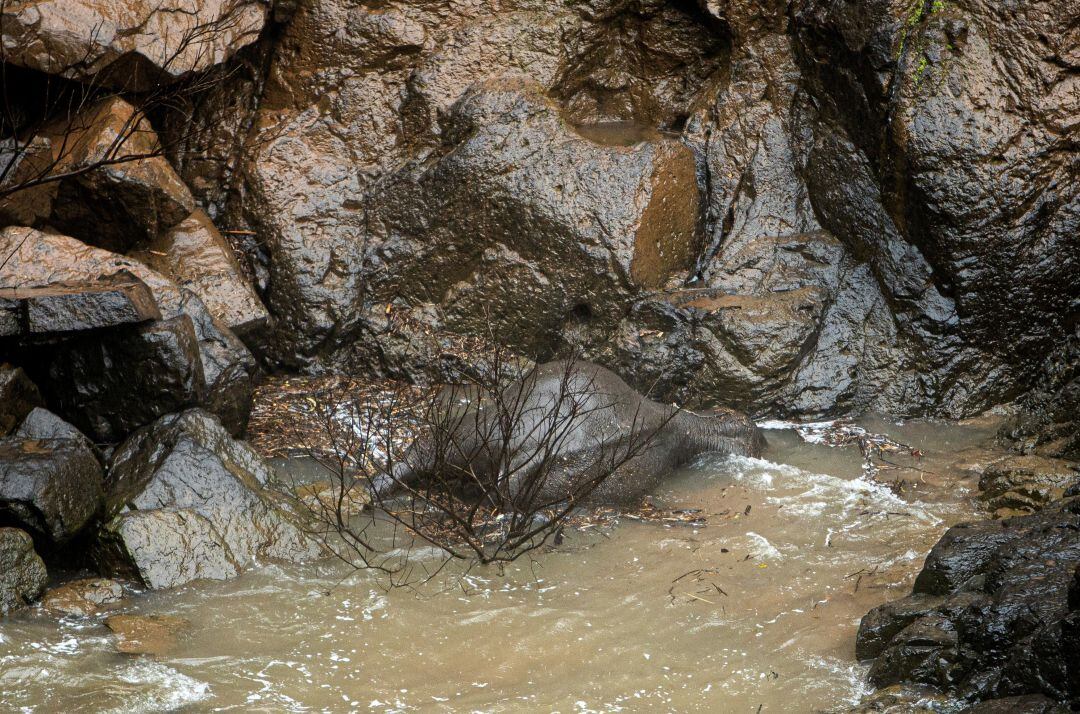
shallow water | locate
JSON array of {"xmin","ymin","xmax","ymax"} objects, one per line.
[{"xmin": 0, "ymin": 418, "xmax": 1000, "ymax": 713}]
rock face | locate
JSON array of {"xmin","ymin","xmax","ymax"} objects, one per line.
[
  {"xmin": 857, "ymin": 498, "xmax": 1080, "ymax": 705},
  {"xmin": 202, "ymin": 0, "xmax": 1076, "ymax": 419},
  {"xmin": 93, "ymin": 409, "xmax": 321, "ymax": 589},
  {"xmin": 0, "ymin": 227, "xmax": 257, "ymax": 439},
  {"xmin": 0, "ymin": 0, "xmax": 266, "ymax": 90},
  {"xmin": 0, "ymin": 527, "xmax": 47, "ymax": 615}
]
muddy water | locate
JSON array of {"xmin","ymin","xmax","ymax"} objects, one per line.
[{"xmin": 0, "ymin": 418, "xmax": 999, "ymax": 713}]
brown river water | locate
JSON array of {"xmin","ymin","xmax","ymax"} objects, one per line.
[{"xmin": 0, "ymin": 417, "xmax": 1002, "ymax": 713}]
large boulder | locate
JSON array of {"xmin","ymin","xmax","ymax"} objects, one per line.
[
  {"xmin": 0, "ymin": 0, "xmax": 266, "ymax": 90},
  {"xmin": 238, "ymin": 0, "xmax": 725, "ymax": 367},
  {"xmin": 93, "ymin": 409, "xmax": 322, "ymax": 589},
  {"xmin": 362, "ymin": 78, "xmax": 701, "ymax": 355},
  {"xmin": 0, "ymin": 528, "xmax": 47, "ymax": 615},
  {"xmin": 0, "ymin": 227, "xmax": 258, "ymax": 438},
  {"xmin": 857, "ymin": 497, "xmax": 1080, "ymax": 704},
  {"xmin": 0, "ymin": 97, "xmax": 195, "ymax": 252}
]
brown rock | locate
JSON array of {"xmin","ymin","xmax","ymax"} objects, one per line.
[
  {"xmin": 0, "ymin": 364, "xmax": 42, "ymax": 436},
  {"xmin": 41, "ymin": 577, "xmax": 126, "ymax": 617},
  {"xmin": 0, "ymin": 97, "xmax": 195, "ymax": 253},
  {"xmin": 132, "ymin": 210, "xmax": 267, "ymax": 336},
  {"xmin": 105, "ymin": 614, "xmax": 189, "ymax": 656},
  {"xmin": 0, "ymin": 0, "xmax": 266, "ymax": 90},
  {"xmin": 980, "ymin": 455, "xmax": 1080, "ymax": 515}
]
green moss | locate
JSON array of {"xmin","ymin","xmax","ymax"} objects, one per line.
[{"xmin": 913, "ymin": 56, "xmax": 930, "ymax": 86}]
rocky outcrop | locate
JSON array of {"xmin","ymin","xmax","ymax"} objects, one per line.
[
  {"xmin": 0, "ymin": 0, "xmax": 266, "ymax": 90},
  {"xmin": 93, "ymin": 409, "xmax": 321, "ymax": 589},
  {"xmin": 0, "ymin": 227, "xmax": 257, "ymax": 439},
  {"xmin": 857, "ymin": 498, "xmax": 1080, "ymax": 705},
  {"xmin": 0, "ymin": 527, "xmax": 47, "ymax": 615}
]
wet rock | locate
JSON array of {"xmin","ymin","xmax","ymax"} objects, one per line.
[
  {"xmin": 0, "ymin": 272, "xmax": 161, "ymax": 337},
  {"xmin": 105, "ymin": 614, "xmax": 189, "ymax": 656},
  {"xmin": 0, "ymin": 227, "xmax": 257, "ymax": 437},
  {"xmin": 979, "ymin": 456, "xmax": 1080, "ymax": 515},
  {"xmin": 961, "ymin": 696, "xmax": 1070, "ymax": 714},
  {"xmin": 95, "ymin": 509, "xmax": 241, "ymax": 590},
  {"xmin": 1000, "ymin": 328, "xmax": 1080, "ymax": 460},
  {"xmin": 0, "ymin": 0, "xmax": 266, "ymax": 90},
  {"xmin": 46, "ymin": 315, "xmax": 207, "ymax": 444},
  {"xmin": 241, "ymin": 0, "xmax": 724, "ymax": 366},
  {"xmin": 364, "ymin": 78, "xmax": 700, "ymax": 355},
  {"xmin": 93, "ymin": 409, "xmax": 321, "ymax": 590},
  {"xmin": 41, "ymin": 577, "xmax": 125, "ymax": 617},
  {"xmin": 131, "ymin": 210, "xmax": 268, "ymax": 338},
  {"xmin": 793, "ymin": 0, "xmax": 1080, "ymax": 415},
  {"xmin": 860, "ymin": 497, "xmax": 1080, "ymax": 703},
  {"xmin": 857, "ymin": 593, "xmax": 946, "ymax": 660},
  {"xmin": 15, "ymin": 407, "xmax": 104, "ymax": 464},
  {"xmin": 866, "ymin": 613, "xmax": 961, "ymax": 688},
  {"xmin": 0, "ymin": 527, "xmax": 47, "ymax": 615},
  {"xmin": 0, "ymin": 434, "xmax": 104, "ymax": 543},
  {"xmin": 0, "ymin": 364, "xmax": 42, "ymax": 436},
  {"xmin": 0, "ymin": 97, "xmax": 195, "ymax": 252}
]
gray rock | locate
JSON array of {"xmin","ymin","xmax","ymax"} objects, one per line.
[
  {"xmin": 46, "ymin": 315, "xmax": 207, "ymax": 443},
  {"xmin": 0, "ymin": 434, "xmax": 104, "ymax": 543},
  {"xmin": 95, "ymin": 509, "xmax": 241, "ymax": 590},
  {"xmin": 858, "ymin": 497, "xmax": 1080, "ymax": 702},
  {"xmin": 0, "ymin": 272, "xmax": 160, "ymax": 337},
  {"xmin": 93, "ymin": 409, "xmax": 322, "ymax": 589},
  {"xmin": 0, "ymin": 527, "xmax": 47, "ymax": 615}
]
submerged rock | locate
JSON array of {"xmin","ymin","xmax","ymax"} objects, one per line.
[
  {"xmin": 93, "ymin": 409, "xmax": 321, "ymax": 589},
  {"xmin": 105, "ymin": 613, "xmax": 189, "ymax": 656},
  {"xmin": 0, "ymin": 527, "xmax": 47, "ymax": 615},
  {"xmin": 41, "ymin": 577, "xmax": 126, "ymax": 617}
]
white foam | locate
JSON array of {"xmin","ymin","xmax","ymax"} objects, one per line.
[{"xmin": 102, "ymin": 661, "xmax": 211, "ymax": 713}]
